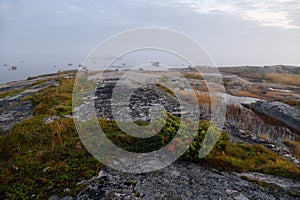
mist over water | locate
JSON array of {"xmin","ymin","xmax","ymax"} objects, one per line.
[{"xmin": 0, "ymin": 64, "xmax": 77, "ymax": 84}]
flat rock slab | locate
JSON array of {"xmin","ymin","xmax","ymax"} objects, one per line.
[
  {"xmin": 0, "ymin": 79, "xmax": 60, "ymax": 135},
  {"xmin": 250, "ymin": 101, "xmax": 300, "ymax": 132},
  {"xmin": 76, "ymin": 161, "xmax": 298, "ymax": 200}
]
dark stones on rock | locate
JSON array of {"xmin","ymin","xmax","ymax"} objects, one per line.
[{"xmin": 95, "ymin": 79, "xmax": 182, "ymax": 122}]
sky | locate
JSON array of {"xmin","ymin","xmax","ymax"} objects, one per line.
[{"xmin": 0, "ymin": 0, "xmax": 300, "ymax": 83}]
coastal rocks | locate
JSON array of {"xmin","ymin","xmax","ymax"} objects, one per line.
[
  {"xmin": 0, "ymin": 79, "xmax": 59, "ymax": 109},
  {"xmin": 0, "ymin": 80, "xmax": 36, "ymax": 93},
  {"xmin": 0, "ymin": 79, "xmax": 60, "ymax": 135},
  {"xmin": 0, "ymin": 101, "xmax": 33, "ymax": 134},
  {"xmin": 76, "ymin": 161, "xmax": 298, "ymax": 200},
  {"xmin": 226, "ymin": 103, "xmax": 297, "ymax": 144},
  {"xmin": 224, "ymin": 122, "xmax": 300, "ymax": 164},
  {"xmin": 223, "ymin": 75, "xmax": 252, "ymax": 90},
  {"xmin": 95, "ymin": 79, "xmax": 183, "ymax": 122},
  {"xmin": 250, "ymin": 101, "xmax": 300, "ymax": 132}
]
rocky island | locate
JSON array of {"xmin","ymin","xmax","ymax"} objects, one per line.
[{"xmin": 0, "ymin": 66, "xmax": 299, "ymax": 199}]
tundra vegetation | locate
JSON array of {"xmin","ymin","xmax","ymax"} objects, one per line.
[{"xmin": 0, "ymin": 76, "xmax": 299, "ymax": 199}]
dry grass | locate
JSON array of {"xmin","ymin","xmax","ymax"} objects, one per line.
[
  {"xmin": 283, "ymin": 99, "xmax": 300, "ymax": 109},
  {"xmin": 284, "ymin": 140, "xmax": 300, "ymax": 159},
  {"xmin": 23, "ymin": 78, "xmax": 74, "ymax": 117},
  {"xmin": 260, "ymin": 134, "xmax": 269, "ymax": 141},
  {"xmin": 175, "ymin": 81, "xmax": 218, "ymax": 114},
  {"xmin": 182, "ymin": 72, "xmax": 204, "ymax": 80},
  {"xmin": 232, "ymin": 90, "xmax": 261, "ymax": 99},
  {"xmin": 265, "ymin": 73, "xmax": 300, "ymax": 86}
]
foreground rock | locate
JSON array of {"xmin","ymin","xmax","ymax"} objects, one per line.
[
  {"xmin": 250, "ymin": 101, "xmax": 300, "ymax": 132},
  {"xmin": 75, "ymin": 161, "xmax": 299, "ymax": 200}
]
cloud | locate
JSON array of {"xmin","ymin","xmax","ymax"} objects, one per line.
[{"xmin": 172, "ymin": 0, "xmax": 300, "ymax": 29}]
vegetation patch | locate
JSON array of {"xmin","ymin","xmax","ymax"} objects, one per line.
[
  {"xmin": 0, "ymin": 79, "xmax": 47, "ymax": 99},
  {"xmin": 204, "ymin": 141, "xmax": 300, "ymax": 180},
  {"xmin": 182, "ymin": 72, "xmax": 204, "ymax": 80},
  {"xmin": 1, "ymin": 76, "xmax": 299, "ymax": 199},
  {"xmin": 265, "ymin": 73, "xmax": 300, "ymax": 86},
  {"xmin": 283, "ymin": 99, "xmax": 300, "ymax": 109},
  {"xmin": 23, "ymin": 78, "xmax": 74, "ymax": 117},
  {"xmin": 283, "ymin": 140, "xmax": 300, "ymax": 160},
  {"xmin": 0, "ymin": 117, "xmax": 102, "ymax": 199}
]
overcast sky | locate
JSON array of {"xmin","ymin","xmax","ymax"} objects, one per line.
[{"xmin": 1, "ymin": 0, "xmax": 300, "ymax": 83}]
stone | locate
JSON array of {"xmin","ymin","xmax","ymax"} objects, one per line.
[
  {"xmin": 0, "ymin": 79, "xmax": 60, "ymax": 135},
  {"xmin": 44, "ymin": 116, "xmax": 61, "ymax": 124},
  {"xmin": 76, "ymin": 161, "xmax": 296, "ymax": 199},
  {"xmin": 250, "ymin": 100, "xmax": 300, "ymax": 132}
]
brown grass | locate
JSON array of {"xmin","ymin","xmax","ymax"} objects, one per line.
[
  {"xmin": 265, "ymin": 73, "xmax": 300, "ymax": 86},
  {"xmin": 176, "ymin": 81, "xmax": 218, "ymax": 113},
  {"xmin": 284, "ymin": 140, "xmax": 300, "ymax": 159},
  {"xmin": 182, "ymin": 72, "xmax": 204, "ymax": 80},
  {"xmin": 283, "ymin": 99, "xmax": 300, "ymax": 109},
  {"xmin": 260, "ymin": 134, "xmax": 269, "ymax": 141},
  {"xmin": 232, "ymin": 90, "xmax": 261, "ymax": 99},
  {"xmin": 23, "ymin": 78, "xmax": 74, "ymax": 117}
]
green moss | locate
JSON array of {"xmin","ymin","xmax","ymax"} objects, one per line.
[
  {"xmin": 23, "ymin": 78, "xmax": 74, "ymax": 117},
  {"xmin": 203, "ymin": 142, "xmax": 300, "ymax": 179},
  {"xmin": 0, "ymin": 117, "xmax": 102, "ymax": 199}
]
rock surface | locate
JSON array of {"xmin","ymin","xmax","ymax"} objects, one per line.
[
  {"xmin": 76, "ymin": 161, "xmax": 299, "ymax": 200},
  {"xmin": 250, "ymin": 101, "xmax": 300, "ymax": 132},
  {"xmin": 0, "ymin": 79, "xmax": 60, "ymax": 134},
  {"xmin": 0, "ymin": 101, "xmax": 33, "ymax": 134},
  {"xmin": 95, "ymin": 79, "xmax": 200, "ymax": 122},
  {"xmin": 223, "ymin": 75, "xmax": 252, "ymax": 90}
]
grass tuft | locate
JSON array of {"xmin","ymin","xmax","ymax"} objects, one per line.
[{"xmin": 265, "ymin": 73, "xmax": 300, "ymax": 86}]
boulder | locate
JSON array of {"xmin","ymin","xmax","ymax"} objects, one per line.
[{"xmin": 250, "ymin": 101, "xmax": 300, "ymax": 132}]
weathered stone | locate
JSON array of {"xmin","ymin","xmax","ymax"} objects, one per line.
[
  {"xmin": 0, "ymin": 79, "xmax": 60, "ymax": 135},
  {"xmin": 223, "ymin": 75, "xmax": 252, "ymax": 90},
  {"xmin": 76, "ymin": 161, "xmax": 298, "ymax": 200},
  {"xmin": 44, "ymin": 116, "xmax": 61, "ymax": 124},
  {"xmin": 0, "ymin": 101, "xmax": 33, "ymax": 134},
  {"xmin": 250, "ymin": 101, "xmax": 300, "ymax": 132}
]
